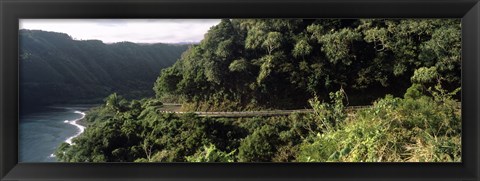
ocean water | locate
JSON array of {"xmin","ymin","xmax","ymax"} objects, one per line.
[{"xmin": 19, "ymin": 105, "xmax": 93, "ymax": 162}]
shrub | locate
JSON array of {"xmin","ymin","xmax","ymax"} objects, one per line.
[
  {"xmin": 186, "ymin": 144, "xmax": 236, "ymax": 162},
  {"xmin": 238, "ymin": 125, "xmax": 279, "ymax": 162},
  {"xmin": 297, "ymin": 87, "xmax": 461, "ymax": 162},
  {"xmin": 307, "ymin": 89, "xmax": 347, "ymax": 132}
]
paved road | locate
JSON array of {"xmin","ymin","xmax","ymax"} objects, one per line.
[
  {"xmin": 161, "ymin": 109, "xmax": 313, "ymax": 118},
  {"xmin": 159, "ymin": 101, "xmax": 461, "ymax": 118},
  {"xmin": 159, "ymin": 105, "xmax": 372, "ymax": 118}
]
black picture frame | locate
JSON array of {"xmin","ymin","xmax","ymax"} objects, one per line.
[{"xmin": 1, "ymin": 0, "xmax": 479, "ymax": 180}]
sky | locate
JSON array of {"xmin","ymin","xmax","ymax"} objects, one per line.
[{"xmin": 19, "ymin": 19, "xmax": 221, "ymax": 44}]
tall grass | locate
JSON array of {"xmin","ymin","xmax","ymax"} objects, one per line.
[{"xmin": 297, "ymin": 87, "xmax": 461, "ymax": 162}]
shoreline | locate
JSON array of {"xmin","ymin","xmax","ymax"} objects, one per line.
[
  {"xmin": 50, "ymin": 109, "xmax": 90, "ymax": 159},
  {"xmin": 76, "ymin": 116, "xmax": 89, "ymax": 128},
  {"xmin": 64, "ymin": 111, "xmax": 86, "ymax": 145}
]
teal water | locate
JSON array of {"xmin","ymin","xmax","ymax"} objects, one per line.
[{"xmin": 19, "ymin": 105, "xmax": 93, "ymax": 162}]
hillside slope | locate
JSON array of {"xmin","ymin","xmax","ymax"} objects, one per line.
[
  {"xmin": 20, "ymin": 29, "xmax": 189, "ymax": 111},
  {"xmin": 154, "ymin": 19, "xmax": 461, "ymax": 111}
]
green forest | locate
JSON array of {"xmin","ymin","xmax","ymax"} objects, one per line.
[
  {"xmin": 20, "ymin": 30, "xmax": 189, "ymax": 112},
  {"xmin": 54, "ymin": 19, "xmax": 461, "ymax": 162}
]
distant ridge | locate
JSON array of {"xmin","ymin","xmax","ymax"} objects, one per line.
[{"xmin": 20, "ymin": 29, "xmax": 189, "ymax": 112}]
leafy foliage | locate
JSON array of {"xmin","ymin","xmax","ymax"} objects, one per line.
[
  {"xmin": 297, "ymin": 72, "xmax": 461, "ymax": 162},
  {"xmin": 186, "ymin": 144, "xmax": 236, "ymax": 162},
  {"xmin": 53, "ymin": 19, "xmax": 461, "ymax": 163},
  {"xmin": 154, "ymin": 19, "xmax": 461, "ymax": 111}
]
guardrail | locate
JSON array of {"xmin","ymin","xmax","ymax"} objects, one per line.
[
  {"xmin": 160, "ymin": 110, "xmax": 311, "ymax": 118},
  {"xmin": 159, "ymin": 101, "xmax": 461, "ymax": 118},
  {"xmin": 160, "ymin": 107, "xmax": 366, "ymax": 118},
  {"xmin": 162, "ymin": 103, "xmax": 182, "ymax": 106}
]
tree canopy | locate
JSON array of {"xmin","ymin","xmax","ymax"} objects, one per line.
[{"xmin": 154, "ymin": 19, "xmax": 461, "ymax": 111}]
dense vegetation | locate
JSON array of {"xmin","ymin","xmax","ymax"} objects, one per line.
[
  {"xmin": 55, "ymin": 71, "xmax": 461, "ymax": 162},
  {"xmin": 154, "ymin": 19, "xmax": 460, "ymax": 111},
  {"xmin": 20, "ymin": 30, "xmax": 189, "ymax": 112},
  {"xmin": 53, "ymin": 19, "xmax": 461, "ymax": 162}
]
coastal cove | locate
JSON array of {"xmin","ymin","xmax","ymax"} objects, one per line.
[{"xmin": 19, "ymin": 105, "xmax": 95, "ymax": 162}]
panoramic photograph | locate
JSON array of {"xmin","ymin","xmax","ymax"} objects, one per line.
[{"xmin": 19, "ymin": 19, "xmax": 461, "ymax": 162}]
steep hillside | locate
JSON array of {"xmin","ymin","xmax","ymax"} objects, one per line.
[
  {"xmin": 20, "ymin": 29, "xmax": 189, "ymax": 112},
  {"xmin": 154, "ymin": 19, "xmax": 461, "ymax": 111}
]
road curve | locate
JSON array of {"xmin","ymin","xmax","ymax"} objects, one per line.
[
  {"xmin": 159, "ymin": 106, "xmax": 372, "ymax": 118},
  {"xmin": 158, "ymin": 101, "xmax": 460, "ymax": 118}
]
